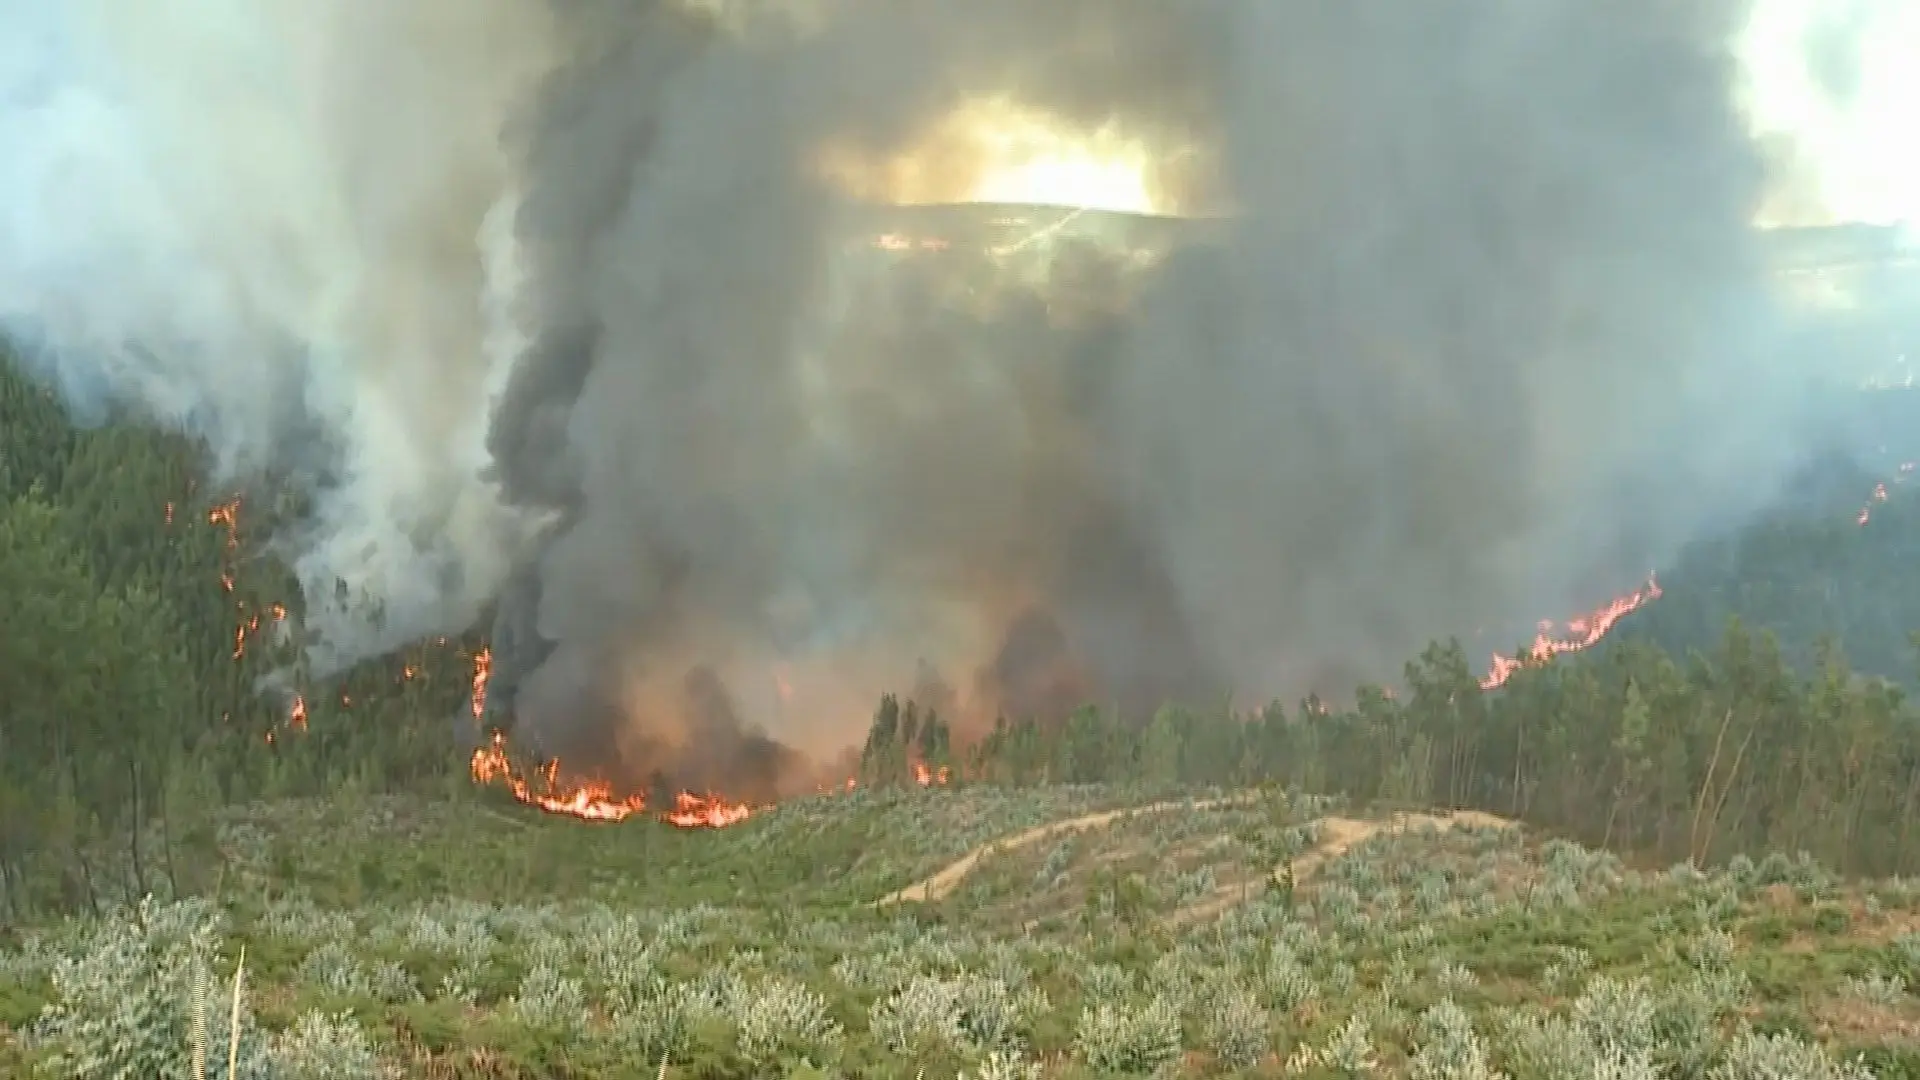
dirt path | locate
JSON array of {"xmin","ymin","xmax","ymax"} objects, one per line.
[
  {"xmin": 1165, "ymin": 808, "xmax": 1516, "ymax": 927},
  {"xmin": 874, "ymin": 795, "xmax": 1255, "ymax": 907}
]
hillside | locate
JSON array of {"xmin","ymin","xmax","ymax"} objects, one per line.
[
  {"xmin": 10, "ymin": 346, "xmax": 1920, "ymax": 1075},
  {"xmin": 3, "ymin": 786, "xmax": 1915, "ymax": 1078},
  {"xmin": 1611, "ymin": 394, "xmax": 1920, "ymax": 683}
]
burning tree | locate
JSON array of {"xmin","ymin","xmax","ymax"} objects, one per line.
[{"xmin": 860, "ymin": 695, "xmax": 954, "ymax": 788}]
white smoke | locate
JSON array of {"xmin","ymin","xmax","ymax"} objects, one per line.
[
  {"xmin": 0, "ymin": 0, "xmax": 555, "ymax": 670},
  {"xmin": 1739, "ymin": 0, "xmax": 1920, "ymax": 227}
]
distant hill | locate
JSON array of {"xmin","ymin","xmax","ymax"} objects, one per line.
[{"xmin": 1616, "ymin": 390, "xmax": 1920, "ymax": 681}]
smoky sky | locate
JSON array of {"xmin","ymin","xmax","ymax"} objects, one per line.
[
  {"xmin": 485, "ymin": 0, "xmax": 1813, "ymax": 778},
  {"xmin": 0, "ymin": 0, "xmax": 1855, "ymax": 779}
]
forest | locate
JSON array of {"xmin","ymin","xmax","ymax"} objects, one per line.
[{"xmin": 5, "ymin": 345, "xmax": 1920, "ymax": 919}]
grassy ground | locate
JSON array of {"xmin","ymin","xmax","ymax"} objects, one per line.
[{"xmin": 2, "ymin": 783, "xmax": 1916, "ymax": 1078}]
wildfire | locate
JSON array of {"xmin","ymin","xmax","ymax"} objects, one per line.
[
  {"xmin": 1480, "ymin": 575, "xmax": 1664, "ymax": 689},
  {"xmin": 207, "ymin": 498, "xmax": 240, "ymax": 549},
  {"xmin": 469, "ymin": 731, "xmax": 756, "ymax": 828},
  {"xmin": 470, "ymin": 647, "xmax": 492, "ymax": 720},
  {"xmin": 912, "ymin": 760, "xmax": 952, "ymax": 786},
  {"xmin": 1857, "ymin": 463, "xmax": 1913, "ymax": 526},
  {"xmin": 203, "ymin": 496, "xmax": 257, "ymax": 654},
  {"xmin": 662, "ymin": 791, "xmax": 754, "ymax": 828}
]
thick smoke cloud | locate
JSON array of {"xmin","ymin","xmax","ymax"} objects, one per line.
[
  {"xmin": 485, "ymin": 0, "xmax": 1809, "ymax": 785},
  {"xmin": 0, "ymin": 0, "xmax": 1862, "ymax": 788}
]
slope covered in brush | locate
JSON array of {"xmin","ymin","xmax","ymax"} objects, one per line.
[{"xmin": 5, "ymin": 787, "xmax": 1917, "ymax": 1078}]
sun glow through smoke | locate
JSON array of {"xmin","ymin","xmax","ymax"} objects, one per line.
[
  {"xmin": 956, "ymin": 100, "xmax": 1160, "ymax": 214},
  {"xmin": 819, "ymin": 96, "xmax": 1174, "ymax": 216}
]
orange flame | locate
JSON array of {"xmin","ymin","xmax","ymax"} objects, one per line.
[
  {"xmin": 1858, "ymin": 465, "xmax": 1912, "ymax": 526},
  {"xmin": 203, "ymin": 498, "xmax": 250, "ymax": 649},
  {"xmin": 207, "ymin": 498, "xmax": 240, "ymax": 547},
  {"xmin": 911, "ymin": 760, "xmax": 952, "ymax": 786},
  {"xmin": 662, "ymin": 791, "xmax": 754, "ymax": 828},
  {"xmin": 1480, "ymin": 575, "xmax": 1663, "ymax": 689},
  {"xmin": 194, "ymin": 496, "xmax": 309, "ymax": 734},
  {"xmin": 469, "ymin": 731, "xmax": 755, "ymax": 828},
  {"xmin": 470, "ymin": 648, "xmax": 492, "ymax": 720},
  {"xmin": 470, "ymin": 732, "xmax": 646, "ymax": 821}
]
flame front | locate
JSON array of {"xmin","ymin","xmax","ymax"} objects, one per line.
[
  {"xmin": 469, "ymin": 731, "xmax": 755, "ymax": 828},
  {"xmin": 663, "ymin": 791, "xmax": 754, "ymax": 828},
  {"xmin": 1481, "ymin": 466, "xmax": 1907, "ymax": 680},
  {"xmin": 1480, "ymin": 575, "xmax": 1664, "ymax": 689}
]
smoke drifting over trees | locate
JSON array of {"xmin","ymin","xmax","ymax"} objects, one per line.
[{"xmin": 0, "ymin": 0, "xmax": 1868, "ymax": 786}]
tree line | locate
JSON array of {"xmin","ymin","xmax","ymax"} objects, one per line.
[
  {"xmin": 857, "ymin": 624, "xmax": 1920, "ymax": 878},
  {"xmin": 0, "ymin": 354, "xmax": 483, "ymax": 919}
]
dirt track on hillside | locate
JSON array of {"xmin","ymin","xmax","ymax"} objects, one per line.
[
  {"xmin": 873, "ymin": 799, "xmax": 1515, "ymax": 922},
  {"xmin": 1165, "ymin": 808, "xmax": 1515, "ymax": 926},
  {"xmin": 873, "ymin": 795, "xmax": 1255, "ymax": 907}
]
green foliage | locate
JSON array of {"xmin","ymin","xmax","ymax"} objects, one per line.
[
  {"xmin": 861, "ymin": 695, "xmax": 955, "ymax": 787},
  {"xmin": 874, "ymin": 620, "xmax": 1920, "ymax": 877},
  {"xmin": 4, "ymin": 800, "xmax": 1900, "ymax": 1079},
  {"xmin": 0, "ymin": 350, "xmax": 493, "ymax": 922}
]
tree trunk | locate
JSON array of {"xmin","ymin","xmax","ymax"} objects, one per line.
[
  {"xmin": 127, "ymin": 756, "xmax": 146, "ymax": 901},
  {"xmin": 1690, "ymin": 709, "xmax": 1735, "ymax": 867},
  {"xmin": 1698, "ymin": 726, "xmax": 1756, "ymax": 866},
  {"xmin": 1897, "ymin": 765, "xmax": 1920, "ymax": 876},
  {"xmin": 158, "ymin": 761, "xmax": 181, "ymax": 900},
  {"xmin": 74, "ymin": 848, "xmax": 101, "ymax": 919},
  {"xmin": 0, "ymin": 859, "xmax": 20, "ymax": 924}
]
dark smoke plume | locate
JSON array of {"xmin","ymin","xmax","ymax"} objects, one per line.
[{"xmin": 481, "ymin": 0, "xmax": 1810, "ymax": 787}]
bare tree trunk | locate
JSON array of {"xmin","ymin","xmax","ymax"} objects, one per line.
[
  {"xmin": 127, "ymin": 756, "xmax": 146, "ymax": 901},
  {"xmin": 0, "ymin": 859, "xmax": 20, "ymax": 924},
  {"xmin": 1897, "ymin": 765, "xmax": 1920, "ymax": 876},
  {"xmin": 1462, "ymin": 742, "xmax": 1482, "ymax": 811},
  {"xmin": 158, "ymin": 760, "xmax": 180, "ymax": 900},
  {"xmin": 1510, "ymin": 714, "xmax": 1526, "ymax": 818},
  {"xmin": 74, "ymin": 849, "xmax": 101, "ymax": 919},
  {"xmin": 1690, "ymin": 709, "xmax": 1735, "ymax": 867},
  {"xmin": 1698, "ymin": 727, "xmax": 1756, "ymax": 866}
]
